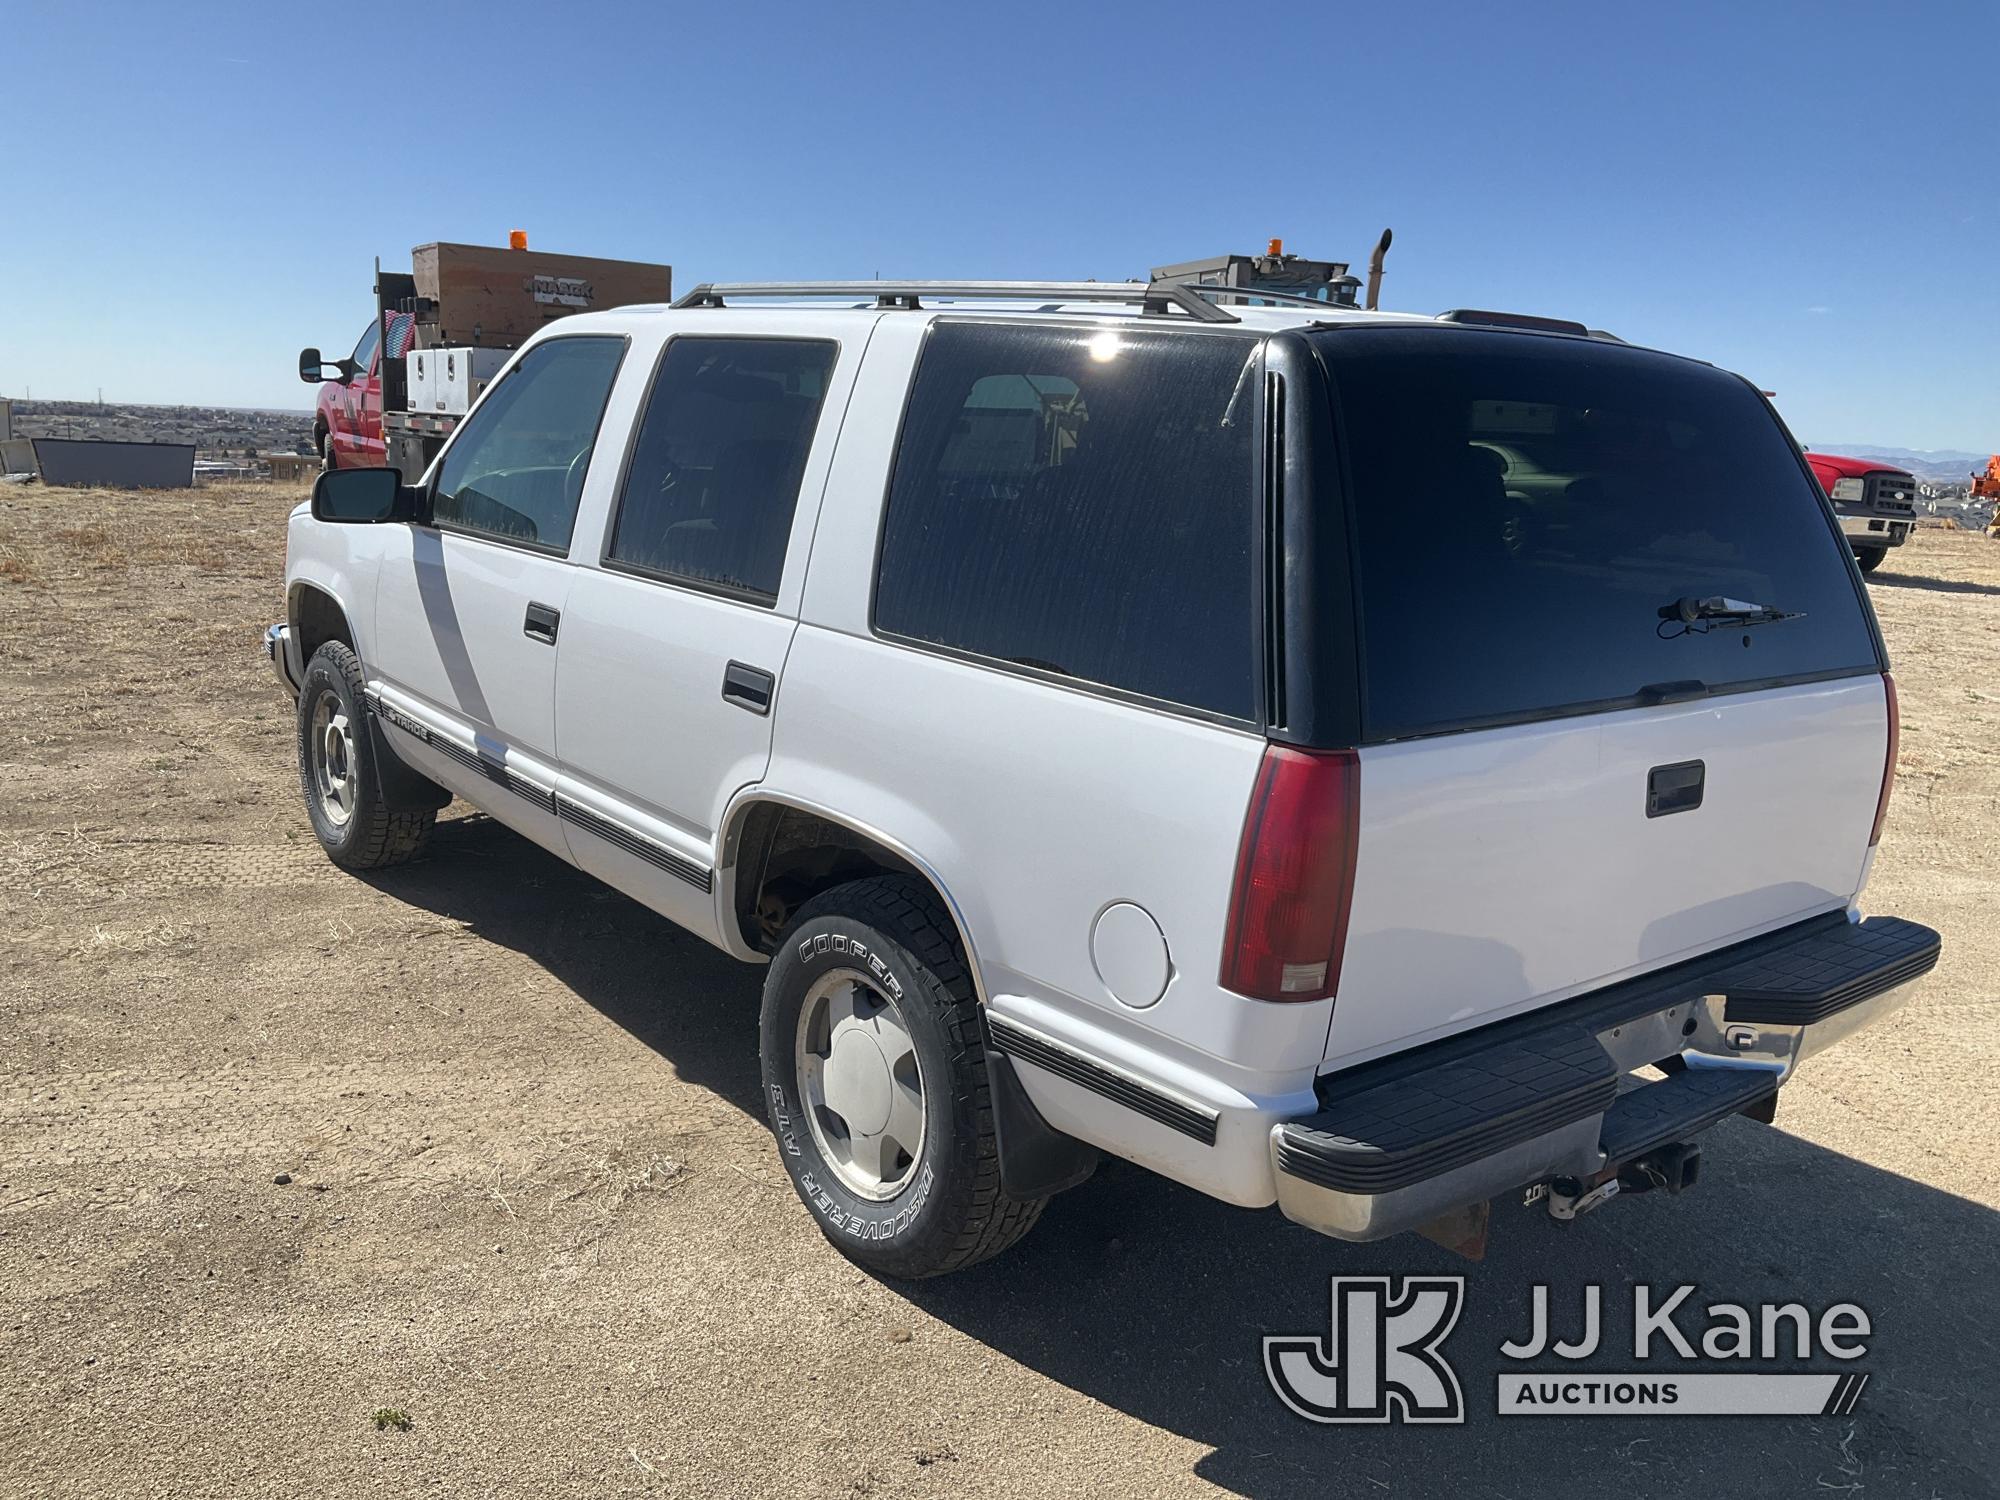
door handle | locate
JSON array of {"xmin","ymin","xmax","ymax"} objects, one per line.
[
  {"xmin": 522, "ymin": 602, "xmax": 561, "ymax": 645},
  {"xmin": 722, "ymin": 661, "xmax": 775, "ymax": 715},
  {"xmin": 1646, "ymin": 759, "xmax": 1705, "ymax": 818}
]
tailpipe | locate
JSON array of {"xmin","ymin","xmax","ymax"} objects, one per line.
[{"xmin": 1365, "ymin": 227, "xmax": 1393, "ymax": 310}]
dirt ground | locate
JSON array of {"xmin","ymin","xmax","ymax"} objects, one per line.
[{"xmin": 1, "ymin": 485, "xmax": 1996, "ymax": 1499}]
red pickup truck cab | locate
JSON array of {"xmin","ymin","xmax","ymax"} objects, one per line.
[
  {"xmin": 1805, "ymin": 451, "xmax": 1917, "ymax": 574},
  {"xmin": 300, "ymin": 319, "xmax": 394, "ymax": 470}
]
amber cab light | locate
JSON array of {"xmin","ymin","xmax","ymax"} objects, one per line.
[{"xmin": 1220, "ymin": 746, "xmax": 1361, "ymax": 1002}]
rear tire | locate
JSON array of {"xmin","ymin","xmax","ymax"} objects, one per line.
[
  {"xmin": 296, "ymin": 641, "xmax": 434, "ymax": 869},
  {"xmin": 1855, "ymin": 546, "xmax": 1886, "ymax": 575},
  {"xmin": 760, "ymin": 875, "xmax": 1045, "ymax": 1278}
]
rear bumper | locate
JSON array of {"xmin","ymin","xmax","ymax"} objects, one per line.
[
  {"xmin": 1270, "ymin": 913, "xmax": 1940, "ymax": 1242},
  {"xmin": 264, "ymin": 623, "xmax": 300, "ymax": 699}
]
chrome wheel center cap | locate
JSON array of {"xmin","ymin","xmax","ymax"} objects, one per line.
[
  {"xmin": 823, "ymin": 1029, "xmax": 893, "ymax": 1136},
  {"xmin": 309, "ymin": 690, "xmax": 358, "ymax": 827},
  {"xmin": 794, "ymin": 968, "xmax": 927, "ymax": 1201}
]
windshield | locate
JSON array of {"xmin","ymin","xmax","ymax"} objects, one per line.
[
  {"xmin": 1240, "ymin": 279, "xmax": 1334, "ymax": 302},
  {"xmin": 1315, "ymin": 329, "xmax": 1882, "ymax": 739}
]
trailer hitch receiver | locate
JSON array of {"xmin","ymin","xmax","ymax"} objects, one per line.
[{"xmin": 1542, "ymin": 1141, "xmax": 1703, "ymax": 1221}]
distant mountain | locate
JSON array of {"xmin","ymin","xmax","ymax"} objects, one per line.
[
  {"xmin": 1809, "ymin": 445, "xmax": 1988, "ymax": 465},
  {"xmin": 1807, "ymin": 444, "xmax": 1993, "ymax": 483}
]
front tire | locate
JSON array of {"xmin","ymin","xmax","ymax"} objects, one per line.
[
  {"xmin": 760, "ymin": 876, "xmax": 1044, "ymax": 1278},
  {"xmin": 296, "ymin": 641, "xmax": 434, "ymax": 869},
  {"xmin": 1855, "ymin": 545, "xmax": 1887, "ymax": 575}
]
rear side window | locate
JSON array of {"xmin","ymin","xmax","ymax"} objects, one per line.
[
  {"xmin": 432, "ymin": 336, "xmax": 626, "ymax": 551},
  {"xmin": 875, "ymin": 323, "xmax": 1261, "ymax": 718},
  {"xmin": 1317, "ymin": 330, "xmax": 1881, "ymax": 739},
  {"xmin": 609, "ymin": 337, "xmax": 838, "ymax": 600}
]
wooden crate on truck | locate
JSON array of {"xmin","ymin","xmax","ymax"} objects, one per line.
[{"xmin": 411, "ymin": 241, "xmax": 673, "ymax": 348}]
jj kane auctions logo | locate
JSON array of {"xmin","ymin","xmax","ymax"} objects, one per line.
[{"xmin": 1266, "ymin": 1278, "xmax": 1873, "ymax": 1422}]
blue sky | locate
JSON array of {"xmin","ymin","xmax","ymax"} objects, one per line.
[{"xmin": 2, "ymin": 0, "xmax": 1994, "ymax": 450}]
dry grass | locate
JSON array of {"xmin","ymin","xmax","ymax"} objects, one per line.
[{"xmin": 19, "ymin": 496, "xmax": 252, "ymax": 576}]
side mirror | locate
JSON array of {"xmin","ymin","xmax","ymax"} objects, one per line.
[
  {"xmin": 298, "ymin": 347, "xmax": 359, "ymax": 385},
  {"xmin": 312, "ymin": 467, "xmax": 427, "ymax": 525}
]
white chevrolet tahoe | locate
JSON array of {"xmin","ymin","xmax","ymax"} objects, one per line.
[{"xmin": 267, "ymin": 279, "xmax": 1939, "ymax": 1277}]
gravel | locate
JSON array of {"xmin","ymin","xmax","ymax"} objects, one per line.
[{"xmin": 2, "ymin": 488, "xmax": 1994, "ymax": 1499}]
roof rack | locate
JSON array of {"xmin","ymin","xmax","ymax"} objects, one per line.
[{"xmin": 669, "ymin": 279, "xmax": 1242, "ymax": 325}]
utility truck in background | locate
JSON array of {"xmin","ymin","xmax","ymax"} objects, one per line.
[
  {"xmin": 1151, "ymin": 231, "xmax": 1396, "ymax": 311},
  {"xmin": 300, "ymin": 234, "xmax": 672, "ymax": 480}
]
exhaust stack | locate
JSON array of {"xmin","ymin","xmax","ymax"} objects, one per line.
[{"xmin": 1365, "ymin": 228, "xmax": 1393, "ymax": 310}]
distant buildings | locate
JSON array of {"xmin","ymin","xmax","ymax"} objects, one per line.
[{"xmin": 0, "ymin": 398, "xmax": 313, "ymax": 459}]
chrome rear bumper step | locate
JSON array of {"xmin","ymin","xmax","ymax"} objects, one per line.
[
  {"xmin": 1598, "ymin": 1067, "xmax": 1778, "ymax": 1164},
  {"xmin": 1713, "ymin": 916, "xmax": 1941, "ymax": 1025},
  {"xmin": 1272, "ymin": 1024, "xmax": 1614, "ymax": 1196},
  {"xmin": 1271, "ymin": 912, "xmax": 1939, "ymax": 1243}
]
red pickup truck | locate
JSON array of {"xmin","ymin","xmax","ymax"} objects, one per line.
[
  {"xmin": 1805, "ymin": 451, "xmax": 1917, "ymax": 574},
  {"xmin": 305, "ymin": 317, "xmax": 404, "ymax": 471},
  {"xmin": 301, "ymin": 240, "xmax": 674, "ymax": 479}
]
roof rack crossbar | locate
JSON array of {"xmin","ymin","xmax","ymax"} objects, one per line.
[{"xmin": 669, "ymin": 280, "xmax": 1241, "ymax": 324}]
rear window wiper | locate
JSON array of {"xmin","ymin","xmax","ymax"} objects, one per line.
[{"xmin": 1658, "ymin": 595, "xmax": 1804, "ymax": 638}]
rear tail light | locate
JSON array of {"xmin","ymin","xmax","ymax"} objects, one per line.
[
  {"xmin": 1220, "ymin": 746, "xmax": 1360, "ymax": 1002},
  {"xmin": 1869, "ymin": 672, "xmax": 1899, "ymax": 848}
]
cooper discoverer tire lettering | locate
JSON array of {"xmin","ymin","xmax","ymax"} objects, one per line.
[{"xmin": 759, "ymin": 875, "xmax": 1044, "ymax": 1278}]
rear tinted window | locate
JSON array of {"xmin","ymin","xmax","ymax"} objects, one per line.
[
  {"xmin": 1317, "ymin": 331, "xmax": 1881, "ymax": 739},
  {"xmin": 875, "ymin": 323, "xmax": 1261, "ymax": 718}
]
